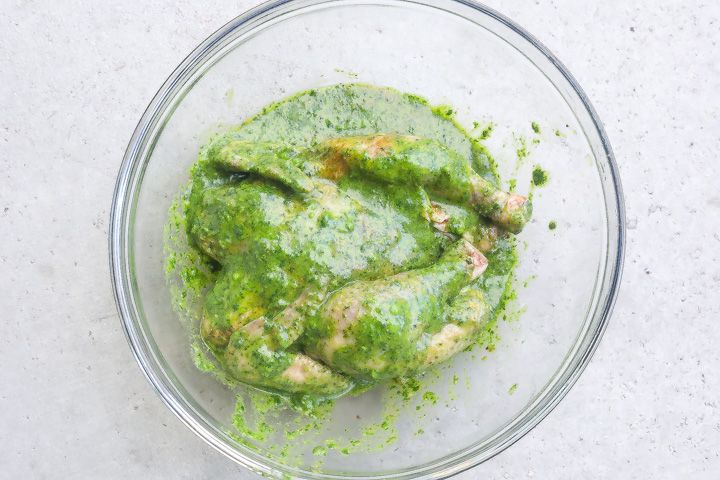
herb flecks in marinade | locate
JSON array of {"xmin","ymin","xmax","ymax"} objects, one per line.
[
  {"xmin": 532, "ymin": 165, "xmax": 549, "ymax": 187},
  {"xmin": 179, "ymin": 84, "xmax": 530, "ymax": 400}
]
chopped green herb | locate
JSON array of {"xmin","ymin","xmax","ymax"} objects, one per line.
[
  {"xmin": 312, "ymin": 446, "xmax": 328, "ymax": 456},
  {"xmin": 532, "ymin": 165, "xmax": 549, "ymax": 187},
  {"xmin": 479, "ymin": 122, "xmax": 495, "ymax": 140},
  {"xmin": 422, "ymin": 391, "xmax": 439, "ymax": 405}
]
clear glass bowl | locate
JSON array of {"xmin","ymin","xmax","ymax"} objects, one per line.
[{"xmin": 109, "ymin": 0, "xmax": 625, "ymax": 478}]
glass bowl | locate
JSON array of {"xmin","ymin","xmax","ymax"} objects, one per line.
[{"xmin": 109, "ymin": 0, "xmax": 625, "ymax": 478}]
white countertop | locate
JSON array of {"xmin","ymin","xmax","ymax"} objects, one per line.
[{"xmin": 2, "ymin": 0, "xmax": 719, "ymax": 478}]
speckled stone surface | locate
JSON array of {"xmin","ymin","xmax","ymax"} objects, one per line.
[{"xmin": 1, "ymin": 1, "xmax": 719, "ymax": 478}]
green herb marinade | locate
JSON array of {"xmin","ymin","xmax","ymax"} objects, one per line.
[{"xmin": 163, "ymin": 84, "xmax": 525, "ymax": 465}]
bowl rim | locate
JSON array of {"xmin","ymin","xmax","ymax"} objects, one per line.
[{"xmin": 109, "ymin": 0, "xmax": 625, "ymax": 478}]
